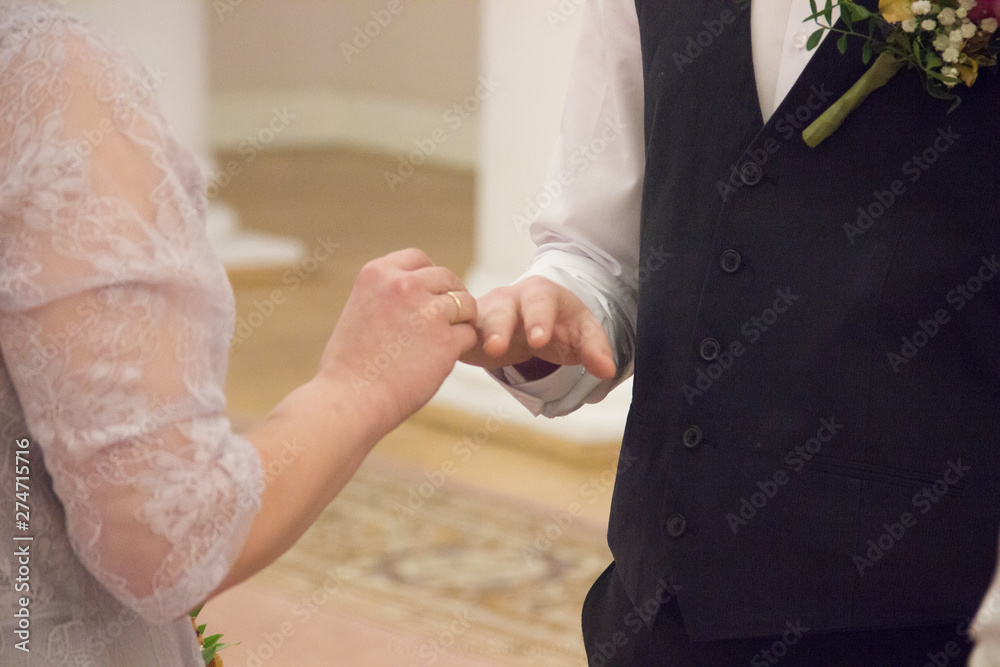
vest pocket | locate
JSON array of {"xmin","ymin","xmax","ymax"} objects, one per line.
[{"xmin": 801, "ymin": 454, "xmax": 967, "ymax": 498}]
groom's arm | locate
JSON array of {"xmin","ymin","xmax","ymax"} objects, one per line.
[{"xmin": 466, "ymin": 0, "xmax": 646, "ymax": 417}]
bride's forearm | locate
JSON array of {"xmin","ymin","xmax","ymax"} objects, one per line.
[
  {"xmin": 211, "ymin": 374, "xmax": 384, "ymax": 596},
  {"xmin": 207, "ymin": 248, "xmax": 477, "ymax": 598}
]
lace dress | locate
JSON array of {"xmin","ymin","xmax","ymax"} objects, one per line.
[{"xmin": 0, "ymin": 3, "xmax": 264, "ymax": 664}]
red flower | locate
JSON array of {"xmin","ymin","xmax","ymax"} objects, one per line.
[{"xmin": 969, "ymin": 0, "xmax": 1000, "ymax": 21}]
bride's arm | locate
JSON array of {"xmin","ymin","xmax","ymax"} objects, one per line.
[
  {"xmin": 0, "ymin": 6, "xmax": 474, "ymax": 622},
  {"xmin": 215, "ymin": 249, "xmax": 477, "ymax": 595}
]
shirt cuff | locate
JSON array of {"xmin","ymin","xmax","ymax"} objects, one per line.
[
  {"xmin": 487, "ymin": 363, "xmax": 614, "ymax": 418},
  {"xmin": 485, "ymin": 253, "xmax": 634, "ymax": 418}
]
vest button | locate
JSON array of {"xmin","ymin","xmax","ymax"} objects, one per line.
[
  {"xmin": 720, "ymin": 249, "xmax": 742, "ymax": 273},
  {"xmin": 682, "ymin": 426, "xmax": 702, "ymax": 449},
  {"xmin": 698, "ymin": 338, "xmax": 720, "ymax": 361},
  {"xmin": 665, "ymin": 514, "xmax": 687, "ymax": 538},
  {"xmin": 739, "ymin": 161, "xmax": 763, "ymax": 186}
]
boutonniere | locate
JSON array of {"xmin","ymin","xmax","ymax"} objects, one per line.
[{"xmin": 801, "ymin": 0, "xmax": 999, "ymax": 147}]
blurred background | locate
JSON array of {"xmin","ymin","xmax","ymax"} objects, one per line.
[{"xmin": 71, "ymin": 1, "xmax": 634, "ymax": 665}]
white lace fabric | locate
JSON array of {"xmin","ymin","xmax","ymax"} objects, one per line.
[{"xmin": 0, "ymin": 3, "xmax": 263, "ymax": 664}]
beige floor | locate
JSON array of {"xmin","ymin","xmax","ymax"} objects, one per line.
[{"xmin": 200, "ymin": 148, "xmax": 622, "ymax": 666}]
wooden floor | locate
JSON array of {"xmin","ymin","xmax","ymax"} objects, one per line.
[{"xmin": 203, "ymin": 148, "xmax": 621, "ymax": 666}]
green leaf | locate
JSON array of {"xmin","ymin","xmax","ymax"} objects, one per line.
[
  {"xmin": 807, "ymin": 28, "xmax": 825, "ymax": 51},
  {"xmin": 824, "ymin": 0, "xmax": 834, "ymax": 24},
  {"xmin": 846, "ymin": 2, "xmax": 874, "ymax": 20},
  {"xmin": 862, "ymin": 39, "xmax": 874, "ymax": 65},
  {"xmin": 838, "ymin": 32, "xmax": 849, "ymax": 54},
  {"xmin": 841, "ymin": 7, "xmax": 854, "ymax": 30},
  {"xmin": 197, "ymin": 623, "xmax": 207, "ymax": 634}
]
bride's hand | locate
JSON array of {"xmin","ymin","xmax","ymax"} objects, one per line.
[{"xmin": 318, "ymin": 248, "xmax": 477, "ymax": 437}]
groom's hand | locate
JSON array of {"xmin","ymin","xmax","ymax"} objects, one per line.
[{"xmin": 462, "ymin": 276, "xmax": 616, "ymax": 381}]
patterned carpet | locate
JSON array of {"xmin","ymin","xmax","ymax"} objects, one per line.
[{"xmin": 253, "ymin": 458, "xmax": 613, "ymax": 666}]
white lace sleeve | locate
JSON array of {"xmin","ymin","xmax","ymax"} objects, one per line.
[{"xmin": 0, "ymin": 5, "xmax": 262, "ymax": 624}]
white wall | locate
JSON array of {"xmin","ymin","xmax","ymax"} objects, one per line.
[{"xmin": 207, "ymin": 0, "xmax": 482, "ymax": 167}]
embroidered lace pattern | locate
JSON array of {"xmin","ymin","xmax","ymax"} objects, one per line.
[{"xmin": 0, "ymin": 3, "xmax": 263, "ymax": 664}]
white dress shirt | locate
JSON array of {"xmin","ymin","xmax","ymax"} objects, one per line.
[{"xmin": 493, "ymin": 0, "xmax": 1000, "ymax": 657}]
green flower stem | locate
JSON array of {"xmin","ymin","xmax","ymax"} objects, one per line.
[{"xmin": 803, "ymin": 51, "xmax": 905, "ymax": 147}]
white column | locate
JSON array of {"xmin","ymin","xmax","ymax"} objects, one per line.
[
  {"xmin": 432, "ymin": 0, "xmax": 632, "ymax": 443},
  {"xmin": 69, "ymin": 0, "xmax": 305, "ymax": 270}
]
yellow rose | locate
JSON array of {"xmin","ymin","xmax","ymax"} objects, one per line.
[{"xmin": 879, "ymin": 0, "xmax": 914, "ymax": 22}]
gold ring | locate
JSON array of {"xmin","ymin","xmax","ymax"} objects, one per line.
[{"xmin": 445, "ymin": 291, "xmax": 463, "ymax": 325}]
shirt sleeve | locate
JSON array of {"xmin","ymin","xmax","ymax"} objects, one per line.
[
  {"xmin": 490, "ymin": 0, "xmax": 645, "ymax": 418},
  {"xmin": 0, "ymin": 8, "xmax": 262, "ymax": 623}
]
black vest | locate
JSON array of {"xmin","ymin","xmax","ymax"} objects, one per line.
[{"xmin": 615, "ymin": 0, "xmax": 1000, "ymax": 641}]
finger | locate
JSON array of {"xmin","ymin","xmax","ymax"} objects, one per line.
[
  {"xmin": 573, "ymin": 314, "xmax": 617, "ymax": 380},
  {"xmin": 422, "ymin": 289, "xmax": 475, "ymax": 328},
  {"xmin": 411, "ymin": 266, "xmax": 466, "ymax": 295},
  {"xmin": 519, "ymin": 287, "xmax": 559, "ymax": 349},
  {"xmin": 442, "ymin": 290, "xmax": 476, "ymax": 326},
  {"xmin": 477, "ymin": 293, "xmax": 520, "ymax": 357},
  {"xmin": 382, "ymin": 247, "xmax": 435, "ymax": 272},
  {"xmin": 449, "ymin": 322, "xmax": 480, "ymax": 356}
]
